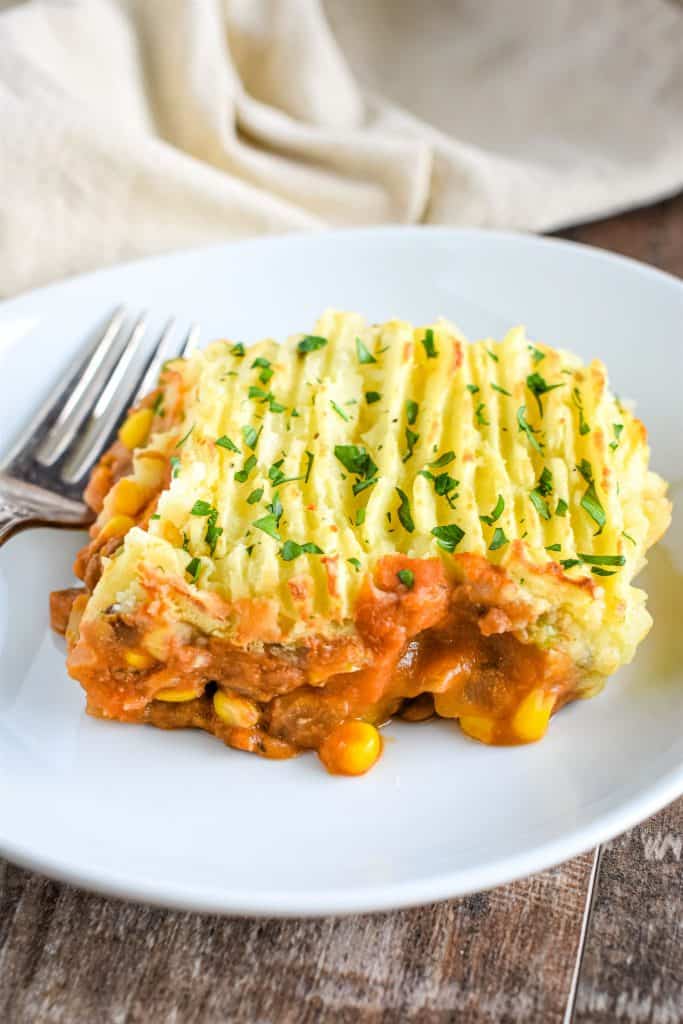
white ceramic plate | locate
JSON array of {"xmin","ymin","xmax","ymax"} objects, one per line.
[{"xmin": 1, "ymin": 228, "xmax": 681, "ymax": 917}]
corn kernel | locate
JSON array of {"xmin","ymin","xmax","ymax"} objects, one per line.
[
  {"xmin": 98, "ymin": 514, "xmax": 136, "ymax": 541},
  {"xmin": 213, "ymin": 690, "xmax": 259, "ymax": 728},
  {"xmin": 161, "ymin": 522, "xmax": 183, "ymax": 547},
  {"xmin": 318, "ymin": 720, "xmax": 382, "ymax": 776},
  {"xmin": 65, "ymin": 594, "xmax": 89, "ymax": 648},
  {"xmin": 433, "ymin": 690, "xmax": 462, "ymax": 719},
  {"xmin": 112, "ymin": 477, "xmax": 145, "ymax": 516},
  {"xmin": 460, "ymin": 715, "xmax": 496, "ymax": 744},
  {"xmin": 155, "ymin": 686, "xmax": 199, "ymax": 702},
  {"xmin": 124, "ymin": 649, "xmax": 157, "ymax": 670},
  {"xmin": 511, "ymin": 688, "xmax": 555, "ymax": 743},
  {"xmin": 141, "ymin": 627, "xmax": 170, "ymax": 661},
  {"xmin": 118, "ymin": 407, "xmax": 154, "ymax": 450}
]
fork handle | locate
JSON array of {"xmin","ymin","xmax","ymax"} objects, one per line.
[
  {"xmin": 0, "ymin": 497, "xmax": 34, "ymax": 546},
  {"xmin": 0, "ymin": 477, "xmax": 87, "ymax": 548}
]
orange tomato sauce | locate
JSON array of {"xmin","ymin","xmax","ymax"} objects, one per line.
[{"xmin": 52, "ymin": 550, "xmax": 579, "ymax": 771}]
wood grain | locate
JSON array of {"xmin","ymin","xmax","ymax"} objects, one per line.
[
  {"xmin": 0, "ymin": 854, "xmax": 595, "ymax": 1024},
  {"xmin": 0, "ymin": 191, "xmax": 681, "ymax": 1023},
  {"xmin": 574, "ymin": 800, "xmax": 683, "ymax": 1024},
  {"xmin": 559, "ymin": 191, "xmax": 683, "ymax": 1024}
]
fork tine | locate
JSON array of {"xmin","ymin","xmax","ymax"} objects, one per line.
[
  {"xmin": 60, "ymin": 314, "xmax": 148, "ymax": 485},
  {"xmin": 134, "ymin": 317, "xmax": 177, "ymax": 400},
  {"xmin": 25, "ymin": 307, "xmax": 126, "ymax": 468},
  {"xmin": 181, "ymin": 324, "xmax": 200, "ymax": 357}
]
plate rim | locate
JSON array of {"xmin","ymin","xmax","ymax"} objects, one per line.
[
  {"xmin": 1, "ymin": 225, "xmax": 681, "ymax": 916},
  {"xmin": 2, "ymin": 223, "xmax": 682, "ymax": 315},
  {"xmin": 1, "ymin": 762, "xmax": 682, "ymax": 917}
]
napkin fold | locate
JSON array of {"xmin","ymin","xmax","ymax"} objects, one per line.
[{"xmin": 1, "ymin": 0, "xmax": 682, "ymax": 297}]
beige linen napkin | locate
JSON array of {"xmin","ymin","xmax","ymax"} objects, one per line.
[{"xmin": 0, "ymin": 0, "xmax": 681, "ymax": 297}]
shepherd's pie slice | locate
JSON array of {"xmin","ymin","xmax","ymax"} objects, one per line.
[{"xmin": 50, "ymin": 311, "xmax": 671, "ymax": 774}]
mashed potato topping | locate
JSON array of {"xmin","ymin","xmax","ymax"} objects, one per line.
[{"xmin": 53, "ymin": 312, "xmax": 670, "ymax": 770}]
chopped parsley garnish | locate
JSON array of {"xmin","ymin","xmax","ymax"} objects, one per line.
[
  {"xmin": 355, "ymin": 508, "xmax": 366, "ymax": 526},
  {"xmin": 352, "ymin": 478, "xmax": 378, "ymax": 496},
  {"xmin": 241, "ymin": 424, "xmax": 262, "ymax": 450},
  {"xmin": 152, "ymin": 392, "xmax": 165, "ymax": 415},
  {"xmin": 489, "ymin": 527, "xmax": 508, "ymax": 551},
  {"xmin": 609, "ymin": 422, "xmax": 624, "ymax": 451},
  {"xmin": 304, "ymin": 451, "xmax": 314, "ymax": 484},
  {"xmin": 186, "ymin": 557, "xmax": 201, "ymax": 582},
  {"xmin": 297, "ymin": 335, "xmax": 327, "ymax": 355},
  {"xmin": 545, "ymin": 543, "xmax": 561, "ymax": 552},
  {"xmin": 190, "ymin": 501, "xmax": 222, "ymax": 552},
  {"xmin": 365, "ymin": 391, "xmax": 382, "ymax": 404},
  {"xmin": 420, "ymin": 468, "xmax": 459, "ymax": 507},
  {"xmin": 591, "ymin": 567, "xmax": 617, "ymax": 577},
  {"xmin": 248, "ymin": 385, "xmax": 285, "ymax": 413},
  {"xmin": 560, "ymin": 558, "xmax": 581, "ymax": 570},
  {"xmin": 330, "ymin": 400, "xmax": 350, "ymax": 422},
  {"xmin": 279, "ymin": 540, "xmax": 323, "ymax": 561},
  {"xmin": 480, "ymin": 494, "xmax": 504, "ymax": 525},
  {"xmin": 537, "ymin": 467, "xmax": 553, "ymax": 494},
  {"xmin": 475, "ymin": 402, "xmax": 489, "ymax": 427},
  {"xmin": 581, "ymin": 484, "xmax": 605, "ymax": 533},
  {"xmin": 246, "ymin": 488, "xmax": 263, "ymax": 505},
  {"xmin": 622, "ymin": 531, "xmax": 636, "ymax": 546},
  {"xmin": 395, "ymin": 488, "xmax": 415, "ymax": 533},
  {"xmin": 491, "ymin": 383, "xmax": 511, "ymax": 397},
  {"xmin": 555, "ymin": 498, "xmax": 569, "ymax": 517},
  {"xmin": 235, "ymin": 454, "xmax": 257, "ymax": 483},
  {"xmin": 215, "ymin": 435, "xmax": 240, "ymax": 453},
  {"xmin": 334, "ymin": 444, "xmax": 377, "ymax": 480},
  {"xmin": 466, "ymin": 384, "xmax": 480, "ymax": 394},
  {"xmin": 529, "ymin": 490, "xmax": 551, "ymax": 519},
  {"xmin": 421, "ymin": 328, "xmax": 438, "ymax": 359},
  {"xmin": 487, "ymin": 348, "xmax": 499, "ymax": 362},
  {"xmin": 252, "ymin": 514, "xmax": 281, "ymax": 540},
  {"xmin": 150, "ymin": 513, "xmax": 161, "ymax": 520},
  {"xmin": 526, "ymin": 373, "xmax": 563, "ymax": 417},
  {"xmin": 529, "ymin": 467, "xmax": 553, "ymax": 519},
  {"xmin": 428, "ymin": 450, "xmax": 456, "ymax": 469},
  {"xmin": 268, "ymin": 459, "xmax": 304, "ymax": 487},
  {"xmin": 406, "ymin": 399, "xmax": 419, "ymax": 425},
  {"xmin": 176, "ymin": 424, "xmax": 194, "ymax": 448},
  {"xmin": 230, "ymin": 342, "xmax": 245, "ymax": 357},
  {"xmin": 528, "ymin": 345, "xmax": 545, "ymax": 364},
  {"xmin": 251, "ymin": 356, "xmax": 273, "ymax": 385},
  {"xmin": 433, "ymin": 472, "xmax": 458, "ymax": 499},
  {"xmin": 266, "ymin": 492, "xmax": 283, "ymax": 525},
  {"xmin": 355, "ymin": 336, "xmax": 377, "ymax": 364},
  {"xmin": 575, "ymin": 460, "xmax": 605, "ymax": 534},
  {"xmin": 205, "ymin": 510, "xmax": 222, "ymax": 554},
  {"xmin": 403, "ymin": 428, "xmax": 419, "ymax": 463},
  {"xmin": 576, "ymin": 553, "xmax": 626, "ymax": 566},
  {"xmin": 397, "ymin": 568, "xmax": 415, "ymax": 588},
  {"xmin": 576, "ymin": 459, "xmax": 592, "ymax": 483},
  {"xmin": 572, "ymin": 388, "xmax": 591, "ymax": 435},
  {"xmin": 517, "ymin": 405, "xmax": 543, "ymax": 454},
  {"xmin": 170, "ymin": 455, "xmax": 181, "ymax": 478},
  {"xmin": 431, "ymin": 523, "xmax": 465, "ymax": 552},
  {"xmin": 348, "ymin": 557, "xmax": 362, "ymax": 571}
]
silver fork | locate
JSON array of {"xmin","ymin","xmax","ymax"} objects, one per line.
[{"xmin": 0, "ymin": 308, "xmax": 200, "ymax": 547}]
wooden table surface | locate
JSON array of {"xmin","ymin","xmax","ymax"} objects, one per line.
[{"xmin": 2, "ymin": 193, "xmax": 682, "ymax": 1024}]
